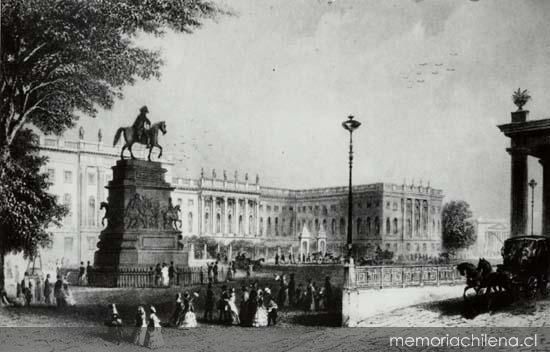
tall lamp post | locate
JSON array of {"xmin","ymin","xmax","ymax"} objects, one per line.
[
  {"xmin": 342, "ymin": 115, "xmax": 361, "ymax": 259},
  {"xmin": 528, "ymin": 179, "xmax": 537, "ymax": 236}
]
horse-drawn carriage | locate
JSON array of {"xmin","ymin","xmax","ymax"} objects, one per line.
[
  {"xmin": 497, "ymin": 235, "xmax": 550, "ymax": 298},
  {"xmin": 459, "ymin": 235, "xmax": 550, "ymax": 302}
]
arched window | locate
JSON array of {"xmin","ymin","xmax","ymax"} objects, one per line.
[
  {"xmin": 188, "ymin": 212, "xmax": 193, "ymax": 233},
  {"xmin": 322, "ymin": 218, "xmax": 327, "ymax": 232},
  {"xmin": 238, "ymin": 215, "xmax": 243, "ymax": 234},
  {"xmin": 267, "ymin": 217, "xmax": 272, "ymax": 235},
  {"xmin": 315, "ymin": 219, "xmax": 319, "ymax": 232},
  {"xmin": 259, "ymin": 217, "xmax": 263, "ymax": 235},
  {"xmin": 228, "ymin": 214, "xmax": 233, "ymax": 233},
  {"xmin": 204, "ymin": 212, "xmax": 210, "ymax": 233},
  {"xmin": 374, "ymin": 217, "xmax": 380, "ymax": 236},
  {"xmin": 339, "ymin": 218, "xmax": 345, "ymax": 236},
  {"xmin": 88, "ymin": 196, "xmax": 95, "ymax": 227},
  {"xmin": 322, "ymin": 206, "xmax": 328, "ymax": 216},
  {"xmin": 216, "ymin": 213, "xmax": 221, "ymax": 233},
  {"xmin": 275, "ymin": 217, "xmax": 279, "ymax": 236},
  {"xmin": 331, "ymin": 219, "xmax": 336, "ymax": 235},
  {"xmin": 386, "ymin": 217, "xmax": 390, "ymax": 235},
  {"xmin": 357, "ymin": 218, "xmax": 363, "ymax": 235},
  {"xmin": 393, "ymin": 218, "xmax": 398, "ymax": 234}
]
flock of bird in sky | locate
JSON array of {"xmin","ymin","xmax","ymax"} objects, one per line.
[{"xmin": 400, "ymin": 51, "xmax": 460, "ymax": 89}]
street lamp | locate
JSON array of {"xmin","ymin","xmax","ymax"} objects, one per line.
[
  {"xmin": 342, "ymin": 115, "xmax": 361, "ymax": 260},
  {"xmin": 528, "ymin": 179, "xmax": 537, "ymax": 236}
]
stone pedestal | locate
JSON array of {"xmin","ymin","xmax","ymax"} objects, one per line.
[{"xmin": 94, "ymin": 159, "xmax": 187, "ymax": 268}]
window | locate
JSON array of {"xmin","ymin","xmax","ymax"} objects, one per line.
[
  {"xmin": 88, "ymin": 172, "xmax": 96, "ymax": 185},
  {"xmin": 274, "ymin": 206, "xmax": 279, "ymax": 211},
  {"xmin": 64, "ymin": 237, "xmax": 74, "ymax": 256},
  {"xmin": 366, "ymin": 217, "xmax": 371, "ymax": 235},
  {"xmin": 339, "ymin": 218, "xmax": 345, "ymax": 236},
  {"xmin": 406, "ymin": 243, "xmax": 411, "ymax": 252},
  {"xmin": 267, "ymin": 217, "xmax": 272, "ymax": 235},
  {"xmin": 259, "ymin": 217, "xmax": 263, "ymax": 235},
  {"xmin": 322, "ymin": 219, "xmax": 327, "ymax": 232},
  {"xmin": 238, "ymin": 215, "xmax": 243, "ymax": 234},
  {"xmin": 315, "ymin": 219, "xmax": 319, "ymax": 232},
  {"xmin": 87, "ymin": 196, "xmax": 96, "ymax": 226},
  {"xmin": 64, "ymin": 170, "xmax": 73, "ymax": 184},
  {"xmin": 188, "ymin": 212, "xmax": 193, "ymax": 233},
  {"xmin": 374, "ymin": 217, "xmax": 380, "ymax": 235},
  {"xmin": 357, "ymin": 218, "xmax": 363, "ymax": 235},
  {"xmin": 393, "ymin": 202, "xmax": 398, "ymax": 211},
  {"xmin": 331, "ymin": 219, "xmax": 336, "ymax": 234},
  {"xmin": 47, "ymin": 168, "xmax": 55, "ymax": 182},
  {"xmin": 63, "ymin": 193, "xmax": 72, "ymax": 218},
  {"xmin": 386, "ymin": 217, "xmax": 391, "ymax": 235},
  {"xmin": 249, "ymin": 215, "xmax": 253, "ymax": 235},
  {"xmin": 322, "ymin": 206, "xmax": 328, "ymax": 216},
  {"xmin": 216, "ymin": 213, "xmax": 221, "ymax": 233},
  {"xmin": 87, "ymin": 237, "xmax": 97, "ymax": 251},
  {"xmin": 204, "ymin": 213, "xmax": 210, "ymax": 233},
  {"xmin": 267, "ymin": 205, "xmax": 272, "ymax": 212},
  {"xmin": 275, "ymin": 217, "xmax": 279, "ymax": 235},
  {"xmin": 386, "ymin": 202, "xmax": 391, "ymax": 209},
  {"xmin": 367, "ymin": 202, "xmax": 371, "ymax": 208},
  {"xmin": 393, "ymin": 218, "xmax": 399, "ymax": 234},
  {"xmin": 188, "ymin": 199, "xmax": 194, "ymax": 207}
]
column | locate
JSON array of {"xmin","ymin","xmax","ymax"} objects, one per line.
[
  {"xmin": 508, "ymin": 148, "xmax": 529, "ymax": 236},
  {"xmin": 541, "ymin": 157, "xmax": 550, "ymax": 236},
  {"xmin": 235, "ymin": 198, "xmax": 240, "ymax": 235},
  {"xmin": 411, "ymin": 198, "xmax": 415, "ymax": 238},
  {"xmin": 224, "ymin": 197, "xmax": 228, "ymax": 235},
  {"xmin": 244, "ymin": 199, "xmax": 249, "ymax": 236},
  {"xmin": 255, "ymin": 201, "xmax": 260, "ymax": 236},
  {"xmin": 200, "ymin": 194, "xmax": 205, "ymax": 235}
]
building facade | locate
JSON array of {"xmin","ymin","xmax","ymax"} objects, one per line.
[
  {"xmin": 455, "ymin": 218, "xmax": 509, "ymax": 259},
  {"xmin": 32, "ymin": 135, "xmax": 444, "ymax": 267}
]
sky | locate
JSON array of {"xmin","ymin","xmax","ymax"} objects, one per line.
[{"xmin": 69, "ymin": 0, "xmax": 550, "ymax": 231}]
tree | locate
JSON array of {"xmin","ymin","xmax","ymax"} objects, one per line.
[
  {"xmin": 0, "ymin": 0, "xmax": 224, "ymax": 155},
  {"xmin": 0, "ymin": 129, "xmax": 68, "ymax": 289},
  {"xmin": 0, "ymin": 0, "xmax": 224, "ymax": 290},
  {"xmin": 441, "ymin": 200, "xmax": 476, "ymax": 255}
]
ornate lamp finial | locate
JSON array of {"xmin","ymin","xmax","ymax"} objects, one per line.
[{"xmin": 512, "ymin": 88, "xmax": 531, "ymax": 111}]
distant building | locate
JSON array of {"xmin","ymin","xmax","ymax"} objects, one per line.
[
  {"xmin": 455, "ymin": 218, "xmax": 509, "ymax": 259},
  {"xmin": 8, "ymin": 135, "xmax": 445, "ymax": 268}
]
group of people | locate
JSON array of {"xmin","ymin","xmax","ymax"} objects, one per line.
[
  {"xmin": 77, "ymin": 261, "xmax": 93, "ymax": 286},
  {"xmin": 105, "ymin": 303, "xmax": 165, "ymax": 348},
  {"xmin": 1, "ymin": 272, "xmax": 75, "ymax": 308}
]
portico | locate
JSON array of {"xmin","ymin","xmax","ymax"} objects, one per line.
[{"xmin": 499, "ymin": 108, "xmax": 550, "ymax": 237}]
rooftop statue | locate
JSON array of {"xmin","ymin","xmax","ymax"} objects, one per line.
[{"xmin": 113, "ymin": 106, "xmax": 167, "ymax": 161}]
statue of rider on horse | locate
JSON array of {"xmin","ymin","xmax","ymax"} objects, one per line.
[{"xmin": 113, "ymin": 105, "xmax": 167, "ymax": 161}]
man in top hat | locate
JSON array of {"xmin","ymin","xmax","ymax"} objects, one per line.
[{"xmin": 133, "ymin": 106, "xmax": 151, "ymax": 147}]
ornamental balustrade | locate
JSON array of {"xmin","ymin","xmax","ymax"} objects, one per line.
[{"xmin": 345, "ymin": 264, "xmax": 463, "ymax": 289}]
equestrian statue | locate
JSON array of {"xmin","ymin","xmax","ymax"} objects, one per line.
[{"xmin": 113, "ymin": 106, "xmax": 167, "ymax": 161}]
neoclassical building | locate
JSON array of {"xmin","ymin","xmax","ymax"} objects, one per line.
[{"xmin": 34, "ymin": 134, "xmax": 444, "ymax": 267}]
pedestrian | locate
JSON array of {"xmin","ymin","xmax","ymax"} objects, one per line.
[
  {"xmin": 145, "ymin": 306, "xmax": 164, "ymax": 349},
  {"xmin": 288, "ymin": 253, "xmax": 293, "ymax": 264},
  {"xmin": 177, "ymin": 291, "xmax": 198, "ymax": 328},
  {"xmin": 251, "ymin": 289, "xmax": 268, "ymax": 327},
  {"xmin": 239, "ymin": 286, "xmax": 249, "ymax": 326},
  {"xmin": 277, "ymin": 275, "xmax": 288, "ymax": 308},
  {"xmin": 266, "ymin": 293, "xmax": 278, "ymax": 326},
  {"xmin": 161, "ymin": 263, "xmax": 169, "ymax": 287},
  {"xmin": 170, "ymin": 293, "xmax": 183, "ymax": 326},
  {"xmin": 54, "ymin": 274, "xmax": 64, "ymax": 308},
  {"xmin": 86, "ymin": 261, "xmax": 93, "ymax": 285},
  {"xmin": 207, "ymin": 263, "xmax": 213, "ymax": 283},
  {"xmin": 281, "ymin": 254, "xmax": 285, "ymax": 264},
  {"xmin": 288, "ymin": 273, "xmax": 296, "ymax": 306},
  {"xmin": 275, "ymin": 253, "xmax": 279, "ymax": 265},
  {"xmin": 295, "ymin": 283, "xmax": 303, "ymax": 308},
  {"xmin": 324, "ymin": 276, "xmax": 333, "ymax": 311},
  {"xmin": 213, "ymin": 262, "xmax": 219, "ymax": 283},
  {"xmin": 155, "ymin": 263, "xmax": 162, "ymax": 287},
  {"xmin": 217, "ymin": 285, "xmax": 228, "ymax": 323},
  {"xmin": 305, "ymin": 280, "xmax": 315, "ymax": 312},
  {"xmin": 227, "ymin": 288, "xmax": 240, "ymax": 325},
  {"xmin": 62, "ymin": 277, "xmax": 75, "ymax": 306},
  {"xmin": 246, "ymin": 264, "xmax": 251, "ymax": 278},
  {"xmin": 132, "ymin": 306, "xmax": 147, "ymax": 346},
  {"xmin": 168, "ymin": 262, "xmax": 176, "ymax": 286},
  {"xmin": 78, "ymin": 262, "xmax": 85, "ymax": 286},
  {"xmin": 21, "ymin": 272, "xmax": 33, "ymax": 306},
  {"xmin": 35, "ymin": 274, "xmax": 43, "ymax": 303},
  {"xmin": 0, "ymin": 287, "xmax": 11, "ymax": 307},
  {"xmin": 203, "ymin": 282, "xmax": 215, "ymax": 322},
  {"xmin": 105, "ymin": 303, "xmax": 123, "ymax": 345}
]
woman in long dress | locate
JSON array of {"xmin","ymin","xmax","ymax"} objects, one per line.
[
  {"xmin": 238, "ymin": 286, "xmax": 249, "ymax": 326},
  {"xmin": 145, "ymin": 306, "xmax": 164, "ymax": 349},
  {"xmin": 251, "ymin": 290, "xmax": 268, "ymax": 327},
  {"xmin": 161, "ymin": 264, "xmax": 169, "ymax": 287},
  {"xmin": 62, "ymin": 280, "xmax": 75, "ymax": 307},
  {"xmin": 226, "ymin": 288, "xmax": 240, "ymax": 325},
  {"xmin": 177, "ymin": 291, "xmax": 198, "ymax": 329},
  {"xmin": 131, "ymin": 306, "xmax": 147, "ymax": 346},
  {"xmin": 104, "ymin": 304, "xmax": 124, "ymax": 344}
]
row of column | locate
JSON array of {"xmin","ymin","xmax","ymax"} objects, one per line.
[
  {"xmin": 508, "ymin": 148, "xmax": 550, "ymax": 236},
  {"xmin": 402, "ymin": 198, "xmax": 433, "ymax": 239},
  {"xmin": 200, "ymin": 195, "xmax": 259, "ymax": 236}
]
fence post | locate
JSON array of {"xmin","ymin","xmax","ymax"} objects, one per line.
[{"xmin": 436, "ymin": 266, "xmax": 440, "ymax": 286}]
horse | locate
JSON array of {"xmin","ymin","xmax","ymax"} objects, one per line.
[
  {"xmin": 477, "ymin": 258, "xmax": 510, "ymax": 295},
  {"xmin": 113, "ymin": 121, "xmax": 167, "ymax": 161},
  {"xmin": 457, "ymin": 262, "xmax": 482, "ymax": 299}
]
